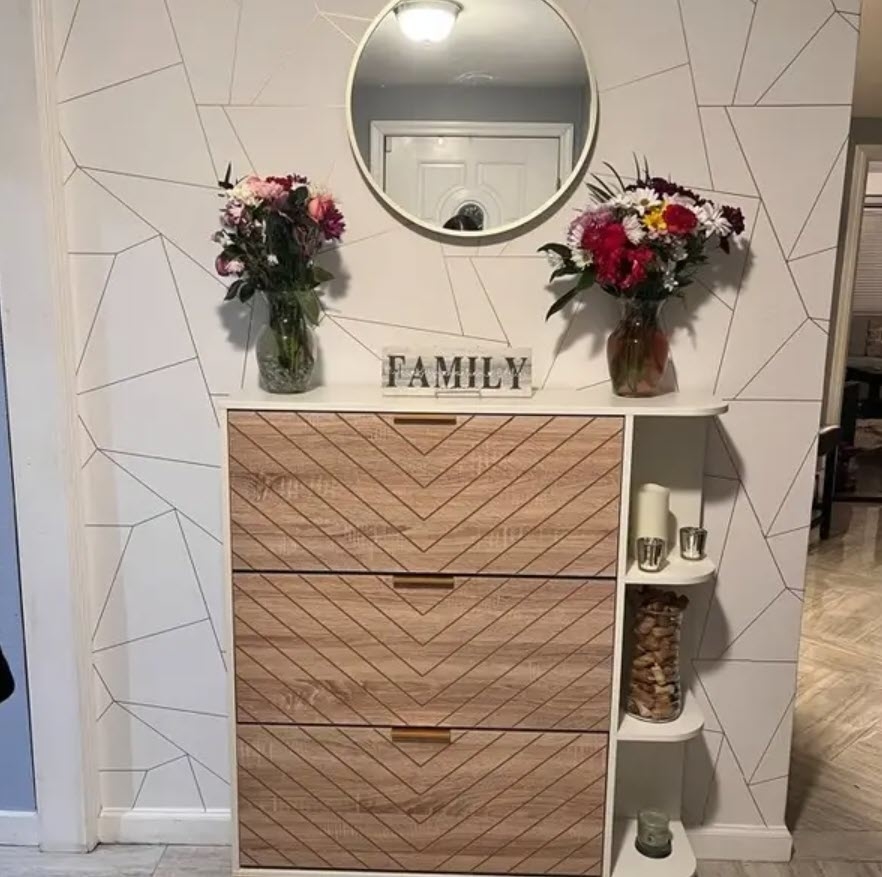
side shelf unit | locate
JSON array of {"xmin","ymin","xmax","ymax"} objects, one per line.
[{"xmin": 610, "ymin": 406, "xmax": 728, "ymax": 877}]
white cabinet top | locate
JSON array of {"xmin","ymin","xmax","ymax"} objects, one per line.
[{"xmin": 216, "ymin": 386, "xmax": 728, "ymax": 417}]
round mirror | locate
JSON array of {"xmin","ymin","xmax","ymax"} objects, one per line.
[{"xmin": 347, "ymin": 0, "xmax": 597, "ymax": 238}]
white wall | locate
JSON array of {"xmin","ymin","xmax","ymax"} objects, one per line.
[{"xmin": 51, "ymin": 0, "xmax": 858, "ymax": 845}]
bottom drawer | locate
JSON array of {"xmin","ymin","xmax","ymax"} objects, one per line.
[{"xmin": 237, "ymin": 725, "xmax": 608, "ymax": 875}]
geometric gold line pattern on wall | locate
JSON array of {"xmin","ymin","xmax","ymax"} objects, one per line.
[
  {"xmin": 55, "ymin": 0, "xmax": 861, "ymax": 829},
  {"xmin": 237, "ymin": 724, "xmax": 607, "ymax": 874},
  {"xmin": 229, "ymin": 413, "xmax": 623, "ymax": 577},
  {"xmin": 234, "ymin": 573, "xmax": 615, "ymax": 730}
]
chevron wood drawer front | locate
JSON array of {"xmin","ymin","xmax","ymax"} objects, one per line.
[
  {"xmin": 233, "ymin": 572, "xmax": 615, "ymax": 731},
  {"xmin": 228, "ymin": 411, "xmax": 623, "ymax": 577},
  {"xmin": 237, "ymin": 724, "xmax": 607, "ymax": 875}
]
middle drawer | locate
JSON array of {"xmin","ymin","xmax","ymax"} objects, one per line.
[{"xmin": 233, "ymin": 572, "xmax": 615, "ymax": 732}]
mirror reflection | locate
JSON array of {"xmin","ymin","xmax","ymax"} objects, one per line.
[{"xmin": 348, "ymin": 0, "xmax": 595, "ymax": 236}]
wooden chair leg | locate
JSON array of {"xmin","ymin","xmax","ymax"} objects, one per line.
[{"xmin": 820, "ymin": 446, "xmax": 837, "ymax": 541}]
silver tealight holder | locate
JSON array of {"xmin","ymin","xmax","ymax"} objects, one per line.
[
  {"xmin": 679, "ymin": 527, "xmax": 708, "ymax": 561},
  {"xmin": 636, "ymin": 537, "xmax": 666, "ymax": 573}
]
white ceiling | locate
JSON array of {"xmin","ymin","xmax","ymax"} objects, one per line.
[{"xmin": 354, "ymin": 0, "xmax": 589, "ymax": 88}]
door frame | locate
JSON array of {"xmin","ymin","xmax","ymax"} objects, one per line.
[
  {"xmin": 824, "ymin": 140, "xmax": 882, "ymax": 425},
  {"xmin": 369, "ymin": 118, "xmax": 575, "ymax": 190},
  {"xmin": 0, "ymin": 0, "xmax": 98, "ymax": 850}
]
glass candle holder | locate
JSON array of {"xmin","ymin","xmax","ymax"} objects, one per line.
[
  {"xmin": 636, "ymin": 537, "xmax": 666, "ymax": 572},
  {"xmin": 679, "ymin": 526, "xmax": 708, "ymax": 561},
  {"xmin": 626, "ymin": 588, "xmax": 688, "ymax": 723},
  {"xmin": 635, "ymin": 809, "xmax": 673, "ymax": 859}
]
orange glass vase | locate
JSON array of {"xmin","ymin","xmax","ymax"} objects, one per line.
[{"xmin": 607, "ymin": 299, "xmax": 670, "ymax": 397}]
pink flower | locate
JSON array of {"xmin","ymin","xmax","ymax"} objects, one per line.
[
  {"xmin": 215, "ymin": 254, "xmax": 244, "ymax": 277},
  {"xmin": 222, "ymin": 201, "xmax": 247, "ymax": 229},
  {"xmin": 308, "ymin": 193, "xmax": 346, "ymax": 241},
  {"xmin": 248, "ymin": 177, "xmax": 287, "ymax": 204},
  {"xmin": 308, "ymin": 193, "xmax": 334, "ymax": 222}
]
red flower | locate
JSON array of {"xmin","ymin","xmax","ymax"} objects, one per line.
[
  {"xmin": 583, "ymin": 221, "xmax": 628, "ymax": 257},
  {"xmin": 596, "ymin": 245, "xmax": 654, "ymax": 290},
  {"xmin": 663, "ymin": 203, "xmax": 698, "ymax": 235}
]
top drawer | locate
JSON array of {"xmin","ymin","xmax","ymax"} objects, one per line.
[{"xmin": 228, "ymin": 411, "xmax": 623, "ymax": 577}]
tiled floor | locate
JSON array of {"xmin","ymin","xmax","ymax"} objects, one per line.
[
  {"xmin": 1, "ymin": 845, "xmax": 881, "ymax": 877},
  {"xmin": 0, "ymin": 845, "xmax": 225, "ymax": 876},
  {"xmin": 788, "ymin": 502, "xmax": 882, "ymax": 861}
]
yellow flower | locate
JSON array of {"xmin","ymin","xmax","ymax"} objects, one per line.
[{"xmin": 643, "ymin": 207, "xmax": 667, "ymax": 233}]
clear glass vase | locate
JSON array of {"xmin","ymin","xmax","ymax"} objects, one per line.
[
  {"xmin": 626, "ymin": 589, "xmax": 687, "ymax": 723},
  {"xmin": 256, "ymin": 292, "xmax": 316, "ymax": 394},
  {"xmin": 607, "ymin": 299, "xmax": 670, "ymax": 397}
]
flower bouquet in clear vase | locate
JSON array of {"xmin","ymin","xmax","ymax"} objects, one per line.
[
  {"xmin": 213, "ymin": 166, "xmax": 345, "ymax": 394},
  {"xmin": 541, "ymin": 159, "xmax": 745, "ymax": 397}
]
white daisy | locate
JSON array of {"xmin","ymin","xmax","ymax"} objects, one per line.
[
  {"xmin": 546, "ymin": 250, "xmax": 565, "ymax": 271},
  {"xmin": 230, "ymin": 180, "xmax": 261, "ymax": 207},
  {"xmin": 665, "ymin": 193, "xmax": 698, "ymax": 208},
  {"xmin": 695, "ymin": 203, "xmax": 732, "ymax": 237},
  {"xmin": 629, "ymin": 187, "xmax": 663, "ymax": 216},
  {"xmin": 623, "ymin": 214, "xmax": 646, "ymax": 244},
  {"xmin": 662, "ymin": 264, "xmax": 680, "ymax": 292},
  {"xmin": 609, "ymin": 192, "xmax": 637, "ymax": 211},
  {"xmin": 572, "ymin": 248, "xmax": 594, "ymax": 269}
]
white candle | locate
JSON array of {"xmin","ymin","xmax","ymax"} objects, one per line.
[{"xmin": 634, "ymin": 483, "xmax": 670, "ymax": 548}]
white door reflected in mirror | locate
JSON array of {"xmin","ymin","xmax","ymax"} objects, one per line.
[{"xmin": 347, "ymin": 0, "xmax": 597, "ymax": 239}]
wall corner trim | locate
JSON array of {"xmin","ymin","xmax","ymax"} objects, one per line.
[
  {"xmin": 0, "ymin": 811, "xmax": 40, "ymax": 847},
  {"xmin": 0, "ymin": 0, "xmax": 98, "ymax": 851},
  {"xmin": 97, "ymin": 808, "xmax": 232, "ymax": 846},
  {"xmin": 687, "ymin": 824, "xmax": 793, "ymax": 863}
]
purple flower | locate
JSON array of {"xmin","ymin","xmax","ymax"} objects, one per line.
[
  {"xmin": 721, "ymin": 205, "xmax": 746, "ymax": 236},
  {"xmin": 320, "ymin": 203, "xmax": 346, "ymax": 241}
]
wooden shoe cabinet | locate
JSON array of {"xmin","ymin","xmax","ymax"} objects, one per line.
[{"xmin": 219, "ymin": 388, "xmax": 727, "ymax": 877}]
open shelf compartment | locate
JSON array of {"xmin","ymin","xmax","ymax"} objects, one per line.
[
  {"xmin": 612, "ymin": 819, "xmax": 696, "ymax": 877},
  {"xmin": 618, "ymin": 691, "xmax": 705, "ymax": 743},
  {"xmin": 625, "ymin": 554, "xmax": 716, "ymax": 587}
]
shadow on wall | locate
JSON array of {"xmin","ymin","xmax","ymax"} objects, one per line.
[
  {"xmin": 214, "ymin": 237, "xmax": 353, "ymax": 386},
  {"xmin": 542, "ymin": 237, "xmax": 755, "ymax": 393}
]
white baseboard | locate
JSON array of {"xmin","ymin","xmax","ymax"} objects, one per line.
[
  {"xmin": 98, "ymin": 808, "xmax": 231, "ymax": 845},
  {"xmin": 688, "ymin": 824, "xmax": 793, "ymax": 862},
  {"xmin": 95, "ymin": 810, "xmax": 790, "ymax": 863},
  {"xmin": 0, "ymin": 810, "xmax": 39, "ymax": 846}
]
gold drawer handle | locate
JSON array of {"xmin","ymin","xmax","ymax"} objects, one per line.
[
  {"xmin": 393, "ymin": 574, "xmax": 455, "ymax": 591},
  {"xmin": 393, "ymin": 414, "xmax": 458, "ymax": 427},
  {"xmin": 391, "ymin": 728, "xmax": 452, "ymax": 745}
]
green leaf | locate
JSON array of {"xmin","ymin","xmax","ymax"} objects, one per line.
[
  {"xmin": 295, "ymin": 287, "xmax": 322, "ymax": 325},
  {"xmin": 546, "ymin": 287, "xmax": 579, "ymax": 320},
  {"xmin": 239, "ymin": 283, "xmax": 255, "ymax": 304},
  {"xmin": 585, "ymin": 182, "xmax": 611, "ymax": 203},
  {"xmin": 576, "ymin": 267, "xmax": 597, "ymax": 291},
  {"xmin": 603, "ymin": 162, "xmax": 626, "ymax": 192},
  {"xmin": 590, "ymin": 174, "xmax": 616, "ymax": 198},
  {"xmin": 550, "ymin": 265, "xmax": 578, "ymax": 281},
  {"xmin": 538, "ymin": 243, "xmax": 572, "ymax": 260},
  {"xmin": 224, "ymin": 279, "xmax": 243, "ymax": 301},
  {"xmin": 219, "ymin": 162, "xmax": 234, "ymax": 190},
  {"xmin": 313, "ymin": 264, "xmax": 334, "ymax": 285}
]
